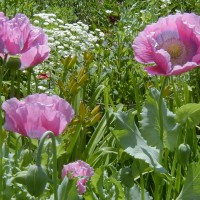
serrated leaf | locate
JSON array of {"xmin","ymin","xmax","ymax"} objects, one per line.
[
  {"xmin": 90, "ymin": 167, "xmax": 106, "ymax": 200},
  {"xmin": 112, "ymin": 110, "xmax": 166, "ymax": 173},
  {"xmin": 140, "ymin": 88, "xmax": 179, "ymax": 151},
  {"xmin": 125, "ymin": 184, "xmax": 153, "ymax": 200},
  {"xmin": 177, "ymin": 163, "xmax": 200, "ymax": 200},
  {"xmin": 57, "ymin": 177, "xmax": 83, "ymax": 200},
  {"xmin": 109, "ymin": 177, "xmax": 125, "ymax": 200},
  {"xmin": 175, "ymin": 103, "xmax": 200, "ymax": 128}
]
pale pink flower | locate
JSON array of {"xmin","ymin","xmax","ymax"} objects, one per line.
[
  {"xmin": 62, "ymin": 160, "xmax": 94, "ymax": 194},
  {"xmin": 0, "ymin": 13, "xmax": 50, "ymax": 69},
  {"xmin": 2, "ymin": 94, "xmax": 74, "ymax": 138},
  {"xmin": 133, "ymin": 13, "xmax": 200, "ymax": 76}
]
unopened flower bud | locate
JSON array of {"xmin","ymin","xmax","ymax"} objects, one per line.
[
  {"xmin": 177, "ymin": 143, "xmax": 191, "ymax": 165},
  {"xmin": 6, "ymin": 56, "xmax": 21, "ymax": 70},
  {"xmin": 26, "ymin": 165, "xmax": 48, "ymax": 197}
]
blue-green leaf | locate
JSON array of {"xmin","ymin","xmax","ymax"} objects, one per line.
[
  {"xmin": 57, "ymin": 177, "xmax": 83, "ymax": 200},
  {"xmin": 140, "ymin": 88, "xmax": 179, "ymax": 151},
  {"xmin": 125, "ymin": 184, "xmax": 153, "ymax": 200},
  {"xmin": 175, "ymin": 103, "xmax": 200, "ymax": 128},
  {"xmin": 177, "ymin": 163, "xmax": 200, "ymax": 200},
  {"xmin": 113, "ymin": 110, "xmax": 166, "ymax": 173}
]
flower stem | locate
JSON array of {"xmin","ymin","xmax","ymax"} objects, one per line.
[
  {"xmin": 27, "ymin": 69, "xmax": 32, "ymax": 95},
  {"xmin": 0, "ymin": 55, "xmax": 7, "ymax": 197},
  {"xmin": 36, "ymin": 131, "xmax": 58, "ymax": 200},
  {"xmin": 31, "ymin": 70, "xmax": 38, "ymax": 93},
  {"xmin": 166, "ymin": 151, "xmax": 177, "ymax": 200},
  {"xmin": 131, "ymin": 70, "xmax": 141, "ymax": 118},
  {"xmin": 173, "ymin": 164, "xmax": 182, "ymax": 199},
  {"xmin": 159, "ymin": 76, "xmax": 168, "ymax": 143},
  {"xmin": 10, "ymin": 69, "xmax": 16, "ymax": 98},
  {"xmin": 16, "ymin": 70, "xmax": 21, "ymax": 99}
]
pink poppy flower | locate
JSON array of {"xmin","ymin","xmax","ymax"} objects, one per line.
[
  {"xmin": 0, "ymin": 13, "xmax": 50, "ymax": 69},
  {"xmin": 2, "ymin": 94, "xmax": 74, "ymax": 138},
  {"xmin": 133, "ymin": 13, "xmax": 200, "ymax": 76},
  {"xmin": 62, "ymin": 160, "xmax": 94, "ymax": 194}
]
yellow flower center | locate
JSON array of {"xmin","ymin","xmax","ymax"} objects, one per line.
[{"xmin": 166, "ymin": 43, "xmax": 183, "ymax": 59}]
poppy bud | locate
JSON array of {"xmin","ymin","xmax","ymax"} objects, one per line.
[
  {"xmin": 26, "ymin": 165, "xmax": 48, "ymax": 197},
  {"xmin": 6, "ymin": 56, "xmax": 21, "ymax": 70},
  {"xmin": 177, "ymin": 143, "xmax": 191, "ymax": 165}
]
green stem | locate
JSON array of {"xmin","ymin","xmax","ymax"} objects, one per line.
[
  {"xmin": 166, "ymin": 151, "xmax": 177, "ymax": 200},
  {"xmin": 136, "ymin": 161, "xmax": 145, "ymax": 200},
  {"xmin": 140, "ymin": 172, "xmax": 145, "ymax": 200},
  {"xmin": 17, "ymin": 70, "xmax": 21, "ymax": 98},
  {"xmin": 10, "ymin": 69, "xmax": 16, "ymax": 98},
  {"xmin": 153, "ymin": 173, "xmax": 161, "ymax": 200},
  {"xmin": 36, "ymin": 131, "xmax": 58, "ymax": 200},
  {"xmin": 104, "ymin": 84, "xmax": 109, "ymax": 113},
  {"xmin": 131, "ymin": 71, "xmax": 141, "ymax": 118},
  {"xmin": 171, "ymin": 76, "xmax": 180, "ymax": 107},
  {"xmin": 0, "ymin": 54, "xmax": 7, "ymax": 198},
  {"xmin": 174, "ymin": 164, "xmax": 182, "ymax": 199},
  {"xmin": 31, "ymin": 70, "xmax": 38, "ymax": 93},
  {"xmin": 14, "ymin": 136, "xmax": 22, "ymax": 166},
  {"xmin": 4, "ymin": 0, "xmax": 7, "ymax": 15},
  {"xmin": 27, "ymin": 69, "xmax": 32, "ymax": 95},
  {"xmin": 159, "ymin": 76, "xmax": 168, "ymax": 143}
]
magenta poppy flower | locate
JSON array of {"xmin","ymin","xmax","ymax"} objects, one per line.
[
  {"xmin": 2, "ymin": 94, "xmax": 74, "ymax": 138},
  {"xmin": 133, "ymin": 13, "xmax": 200, "ymax": 76},
  {"xmin": 62, "ymin": 160, "xmax": 94, "ymax": 194},
  {"xmin": 0, "ymin": 12, "xmax": 50, "ymax": 69}
]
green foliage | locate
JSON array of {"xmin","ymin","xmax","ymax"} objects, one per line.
[
  {"xmin": 175, "ymin": 103, "xmax": 200, "ymax": 128},
  {"xmin": 2, "ymin": 0, "xmax": 200, "ymax": 199},
  {"xmin": 177, "ymin": 163, "xmax": 200, "ymax": 200},
  {"xmin": 140, "ymin": 88, "xmax": 179, "ymax": 151},
  {"xmin": 112, "ymin": 110, "xmax": 166, "ymax": 173},
  {"xmin": 57, "ymin": 177, "xmax": 82, "ymax": 200},
  {"xmin": 124, "ymin": 184, "xmax": 153, "ymax": 200}
]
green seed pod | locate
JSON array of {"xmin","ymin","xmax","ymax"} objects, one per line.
[
  {"xmin": 177, "ymin": 143, "xmax": 191, "ymax": 165},
  {"xmin": 26, "ymin": 165, "xmax": 48, "ymax": 197}
]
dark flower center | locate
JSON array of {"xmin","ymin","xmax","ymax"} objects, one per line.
[{"xmin": 160, "ymin": 38, "xmax": 187, "ymax": 66}]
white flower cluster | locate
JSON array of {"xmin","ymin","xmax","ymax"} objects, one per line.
[
  {"xmin": 32, "ymin": 12, "xmax": 105, "ymax": 93},
  {"xmin": 160, "ymin": 0, "xmax": 171, "ymax": 9},
  {"xmin": 33, "ymin": 13, "xmax": 105, "ymax": 58}
]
